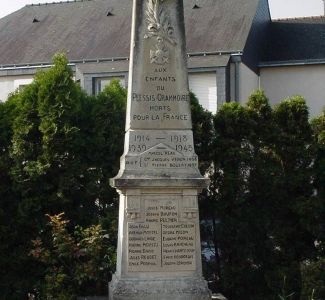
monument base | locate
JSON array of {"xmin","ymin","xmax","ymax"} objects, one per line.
[{"xmin": 109, "ymin": 274, "xmax": 211, "ymax": 300}]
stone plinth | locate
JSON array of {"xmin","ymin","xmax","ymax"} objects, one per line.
[
  {"xmin": 109, "ymin": 184, "xmax": 210, "ymax": 300},
  {"xmin": 109, "ymin": 276, "xmax": 210, "ymax": 300}
]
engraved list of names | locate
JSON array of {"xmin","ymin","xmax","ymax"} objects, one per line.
[{"xmin": 127, "ymin": 199, "xmax": 196, "ymax": 272}]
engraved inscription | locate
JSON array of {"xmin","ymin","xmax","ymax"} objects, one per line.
[
  {"xmin": 129, "ymin": 34, "xmax": 191, "ymax": 129},
  {"xmin": 125, "ymin": 131, "xmax": 198, "ymax": 171},
  {"xmin": 145, "ymin": 198, "xmax": 178, "ymax": 223},
  {"xmin": 131, "ymin": 92, "xmax": 190, "ymax": 124},
  {"xmin": 125, "ymin": 143, "xmax": 198, "ymax": 170},
  {"xmin": 128, "ymin": 0, "xmax": 192, "ymax": 130},
  {"xmin": 127, "ymin": 132, "xmax": 194, "ymax": 154},
  {"xmin": 162, "ymin": 223, "xmax": 196, "ymax": 270},
  {"xmin": 128, "ymin": 223, "xmax": 161, "ymax": 271},
  {"xmin": 127, "ymin": 198, "xmax": 196, "ymax": 272},
  {"xmin": 139, "ymin": 145, "xmax": 197, "ymax": 169}
]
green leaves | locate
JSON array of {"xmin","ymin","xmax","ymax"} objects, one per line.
[
  {"xmin": 190, "ymin": 92, "xmax": 214, "ymax": 173},
  {"xmin": 30, "ymin": 213, "xmax": 114, "ymax": 298},
  {"xmin": 0, "ymin": 54, "xmax": 124, "ymax": 298},
  {"xmin": 0, "ymin": 54, "xmax": 324, "ymax": 299},
  {"xmin": 207, "ymin": 91, "xmax": 323, "ymax": 300}
]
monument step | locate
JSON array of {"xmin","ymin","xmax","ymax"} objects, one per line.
[{"xmin": 109, "ymin": 275, "xmax": 211, "ymax": 300}]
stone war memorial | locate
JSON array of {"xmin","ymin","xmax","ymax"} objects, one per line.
[{"xmin": 109, "ymin": 0, "xmax": 211, "ymax": 299}]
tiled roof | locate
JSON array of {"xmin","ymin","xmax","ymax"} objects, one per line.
[
  {"xmin": 262, "ymin": 16, "xmax": 325, "ymax": 62},
  {"xmin": 0, "ymin": 0, "xmax": 260, "ymax": 66}
]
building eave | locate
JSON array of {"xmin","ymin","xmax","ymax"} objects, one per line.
[
  {"xmin": 0, "ymin": 57, "xmax": 129, "ymax": 71},
  {"xmin": 259, "ymin": 59, "xmax": 325, "ymax": 68},
  {"xmin": 0, "ymin": 52, "xmax": 235, "ymax": 74}
]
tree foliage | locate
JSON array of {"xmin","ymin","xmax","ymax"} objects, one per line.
[
  {"xmin": 0, "ymin": 55, "xmax": 125, "ymax": 299},
  {"xmin": 0, "ymin": 96, "xmax": 21, "ymax": 297},
  {"xmin": 206, "ymin": 91, "xmax": 323, "ymax": 300},
  {"xmin": 299, "ymin": 110, "xmax": 325, "ymax": 300},
  {"xmin": 190, "ymin": 92, "xmax": 214, "ymax": 174},
  {"xmin": 0, "ymin": 55, "xmax": 324, "ymax": 299}
]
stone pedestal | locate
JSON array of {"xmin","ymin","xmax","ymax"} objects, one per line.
[
  {"xmin": 109, "ymin": 0, "xmax": 211, "ymax": 299},
  {"xmin": 109, "ymin": 180, "xmax": 210, "ymax": 300},
  {"xmin": 109, "ymin": 181, "xmax": 210, "ymax": 300}
]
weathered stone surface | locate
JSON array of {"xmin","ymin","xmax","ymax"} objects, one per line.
[
  {"xmin": 125, "ymin": 0, "xmax": 191, "ymax": 131},
  {"xmin": 110, "ymin": 0, "xmax": 210, "ymax": 299},
  {"xmin": 127, "ymin": 196, "xmax": 197, "ymax": 272},
  {"xmin": 110, "ymin": 188, "xmax": 210, "ymax": 299},
  {"xmin": 109, "ymin": 276, "xmax": 210, "ymax": 300},
  {"xmin": 113, "ymin": 188, "xmax": 204, "ymax": 276},
  {"xmin": 117, "ymin": 130, "xmax": 200, "ymax": 179},
  {"xmin": 114, "ymin": 0, "xmax": 203, "ymax": 181}
]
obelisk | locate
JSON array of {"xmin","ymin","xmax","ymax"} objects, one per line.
[{"xmin": 109, "ymin": 0, "xmax": 211, "ymax": 299}]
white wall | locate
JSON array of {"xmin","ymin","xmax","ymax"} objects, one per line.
[
  {"xmin": 188, "ymin": 72, "xmax": 217, "ymax": 113},
  {"xmin": 239, "ymin": 63, "xmax": 259, "ymax": 104},
  {"xmin": 260, "ymin": 65, "xmax": 325, "ymax": 118},
  {"xmin": 0, "ymin": 76, "xmax": 34, "ymax": 102},
  {"xmin": 0, "ymin": 78, "xmax": 13, "ymax": 102}
]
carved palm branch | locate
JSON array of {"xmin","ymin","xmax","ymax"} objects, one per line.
[{"xmin": 145, "ymin": 0, "xmax": 176, "ymax": 45}]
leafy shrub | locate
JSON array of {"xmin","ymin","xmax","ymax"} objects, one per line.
[{"xmin": 30, "ymin": 213, "xmax": 115, "ymax": 299}]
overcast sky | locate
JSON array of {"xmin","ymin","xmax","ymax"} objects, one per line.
[{"xmin": 0, "ymin": 0, "xmax": 324, "ymax": 19}]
